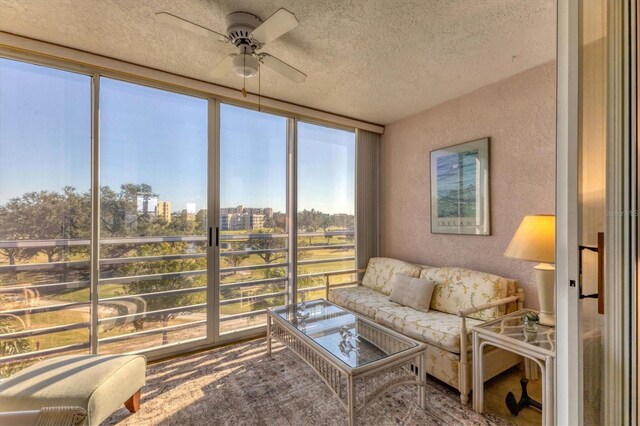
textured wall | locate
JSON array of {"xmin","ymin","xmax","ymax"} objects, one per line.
[{"xmin": 380, "ymin": 62, "xmax": 556, "ymax": 308}]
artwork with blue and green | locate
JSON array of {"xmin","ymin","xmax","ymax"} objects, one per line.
[{"xmin": 436, "ymin": 150, "xmax": 478, "ymax": 217}]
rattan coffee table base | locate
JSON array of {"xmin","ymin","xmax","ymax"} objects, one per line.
[{"xmin": 267, "ymin": 308, "xmax": 426, "ymax": 426}]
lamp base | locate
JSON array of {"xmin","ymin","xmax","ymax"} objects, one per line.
[
  {"xmin": 534, "ymin": 263, "xmax": 555, "ymax": 327},
  {"xmin": 538, "ymin": 312, "xmax": 555, "ymax": 327}
]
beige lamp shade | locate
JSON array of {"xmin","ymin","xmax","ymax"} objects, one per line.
[{"xmin": 504, "ymin": 215, "xmax": 555, "ymax": 264}]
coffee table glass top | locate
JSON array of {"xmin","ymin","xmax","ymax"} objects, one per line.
[{"xmin": 270, "ymin": 299, "xmax": 419, "ymax": 368}]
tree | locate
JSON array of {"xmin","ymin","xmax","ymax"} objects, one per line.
[
  {"xmin": 0, "ymin": 204, "xmax": 35, "ymax": 264},
  {"xmin": 273, "ymin": 213, "xmax": 287, "ymax": 229},
  {"xmin": 255, "ymin": 267, "xmax": 286, "ymax": 311},
  {"xmin": 100, "ymin": 183, "xmax": 159, "ymax": 238},
  {"xmin": 296, "ymin": 266, "xmax": 323, "ymax": 294},
  {"xmin": 247, "ymin": 230, "xmax": 286, "ymax": 264},
  {"xmin": 222, "ymin": 253, "xmax": 249, "ymax": 273},
  {"xmin": 0, "ymin": 189, "xmax": 82, "ymax": 264},
  {"xmin": 167, "ymin": 210, "xmax": 196, "ymax": 235},
  {"xmin": 298, "ymin": 209, "xmax": 320, "ymax": 233},
  {"xmin": 194, "ymin": 209, "xmax": 208, "ymax": 234},
  {"xmin": 263, "ymin": 216, "xmax": 277, "ymax": 229}
]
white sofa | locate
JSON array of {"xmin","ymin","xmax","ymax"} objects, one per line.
[{"xmin": 326, "ymin": 257, "xmax": 524, "ymax": 404}]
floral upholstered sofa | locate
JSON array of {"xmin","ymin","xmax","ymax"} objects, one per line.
[{"xmin": 326, "ymin": 257, "xmax": 524, "ymax": 404}]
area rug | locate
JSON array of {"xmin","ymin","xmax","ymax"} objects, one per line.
[{"xmin": 103, "ymin": 338, "xmax": 507, "ymax": 426}]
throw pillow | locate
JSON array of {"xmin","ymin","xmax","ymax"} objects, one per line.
[{"xmin": 389, "ymin": 274, "xmax": 436, "ymax": 313}]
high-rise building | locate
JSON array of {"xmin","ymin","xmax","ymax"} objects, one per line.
[{"xmin": 156, "ymin": 201, "xmax": 172, "ymax": 223}]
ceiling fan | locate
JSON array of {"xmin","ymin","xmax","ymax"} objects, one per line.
[{"xmin": 156, "ymin": 8, "xmax": 307, "ymax": 87}]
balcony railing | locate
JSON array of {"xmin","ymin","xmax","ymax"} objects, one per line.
[{"xmin": 0, "ymin": 231, "xmax": 357, "ymax": 368}]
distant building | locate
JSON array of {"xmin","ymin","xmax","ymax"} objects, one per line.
[
  {"xmin": 250, "ymin": 214, "xmax": 265, "ymax": 229},
  {"xmin": 156, "ymin": 201, "xmax": 172, "ymax": 223},
  {"xmin": 220, "ymin": 206, "xmax": 270, "ymax": 231}
]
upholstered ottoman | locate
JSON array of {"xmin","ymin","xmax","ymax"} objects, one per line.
[{"xmin": 0, "ymin": 354, "xmax": 146, "ymax": 425}]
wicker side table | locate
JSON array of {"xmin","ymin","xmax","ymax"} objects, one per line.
[{"xmin": 472, "ymin": 309, "xmax": 556, "ymax": 425}]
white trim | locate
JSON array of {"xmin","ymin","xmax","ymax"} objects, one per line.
[
  {"xmin": 287, "ymin": 117, "xmax": 297, "ymax": 303},
  {"xmin": 90, "ymin": 73, "xmax": 100, "ymax": 354},
  {"xmin": 0, "ymin": 31, "xmax": 384, "ymax": 134},
  {"xmin": 555, "ymin": 0, "xmax": 581, "ymax": 424},
  {"xmin": 208, "ymin": 98, "xmax": 220, "ymax": 343}
]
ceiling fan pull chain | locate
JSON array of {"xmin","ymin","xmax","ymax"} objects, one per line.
[
  {"xmin": 258, "ymin": 61, "xmax": 261, "ymax": 111},
  {"xmin": 242, "ymin": 53, "xmax": 247, "ymax": 97}
]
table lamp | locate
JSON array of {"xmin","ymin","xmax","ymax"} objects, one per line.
[{"xmin": 504, "ymin": 215, "xmax": 556, "ymax": 326}]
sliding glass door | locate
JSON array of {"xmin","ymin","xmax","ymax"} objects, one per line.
[
  {"xmin": 218, "ymin": 104, "xmax": 288, "ymax": 336},
  {"xmin": 98, "ymin": 78, "xmax": 209, "ymax": 353},
  {"xmin": 0, "ymin": 57, "xmax": 361, "ymax": 374}
]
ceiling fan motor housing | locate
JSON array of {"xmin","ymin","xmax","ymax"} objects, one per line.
[{"xmin": 225, "ymin": 12, "xmax": 261, "ymax": 48}]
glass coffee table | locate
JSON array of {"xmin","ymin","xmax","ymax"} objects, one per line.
[{"xmin": 267, "ymin": 299, "xmax": 427, "ymax": 425}]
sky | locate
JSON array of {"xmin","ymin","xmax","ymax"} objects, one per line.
[{"xmin": 0, "ymin": 58, "xmax": 355, "ymax": 215}]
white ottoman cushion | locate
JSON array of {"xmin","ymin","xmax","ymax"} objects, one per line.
[{"xmin": 0, "ymin": 354, "xmax": 146, "ymax": 425}]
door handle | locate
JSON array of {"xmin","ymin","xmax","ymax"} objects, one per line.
[{"xmin": 208, "ymin": 227, "xmax": 220, "ymax": 247}]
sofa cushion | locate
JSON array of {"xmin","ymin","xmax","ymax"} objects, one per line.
[
  {"xmin": 328, "ymin": 286, "xmax": 401, "ymax": 319},
  {"xmin": 389, "ymin": 274, "xmax": 436, "ymax": 313},
  {"xmin": 361, "ymin": 257, "xmax": 422, "ymax": 295},
  {"xmin": 375, "ymin": 306, "xmax": 483, "ymax": 353},
  {"xmin": 0, "ymin": 354, "xmax": 146, "ymax": 426},
  {"xmin": 420, "ymin": 267, "xmax": 513, "ymax": 321}
]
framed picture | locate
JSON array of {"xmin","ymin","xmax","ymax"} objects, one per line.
[{"xmin": 430, "ymin": 138, "xmax": 490, "ymax": 235}]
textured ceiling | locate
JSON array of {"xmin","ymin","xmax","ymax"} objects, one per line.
[{"xmin": 0, "ymin": 0, "xmax": 555, "ymax": 124}]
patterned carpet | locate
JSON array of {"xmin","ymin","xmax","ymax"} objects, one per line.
[{"xmin": 103, "ymin": 338, "xmax": 508, "ymax": 426}]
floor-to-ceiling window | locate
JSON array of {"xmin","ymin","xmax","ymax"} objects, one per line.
[
  {"xmin": 218, "ymin": 104, "xmax": 288, "ymax": 335},
  {"xmin": 0, "ymin": 58, "xmax": 92, "ymax": 376},
  {"xmin": 98, "ymin": 78, "xmax": 209, "ymax": 353},
  {"xmin": 0, "ymin": 57, "xmax": 361, "ymax": 375},
  {"xmin": 296, "ymin": 122, "xmax": 356, "ymax": 302}
]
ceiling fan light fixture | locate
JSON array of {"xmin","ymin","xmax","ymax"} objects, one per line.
[{"xmin": 232, "ymin": 54, "xmax": 259, "ymax": 78}]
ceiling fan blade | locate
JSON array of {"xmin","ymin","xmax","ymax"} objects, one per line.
[
  {"xmin": 259, "ymin": 54, "xmax": 307, "ymax": 83},
  {"xmin": 212, "ymin": 54, "xmax": 236, "ymax": 78},
  {"xmin": 156, "ymin": 12, "xmax": 227, "ymax": 41},
  {"xmin": 250, "ymin": 8, "xmax": 298, "ymax": 44}
]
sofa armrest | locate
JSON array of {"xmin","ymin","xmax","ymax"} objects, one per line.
[
  {"xmin": 324, "ymin": 268, "xmax": 366, "ymax": 299},
  {"xmin": 457, "ymin": 291, "xmax": 525, "ymax": 371},
  {"xmin": 455, "ymin": 294, "xmax": 523, "ymax": 318}
]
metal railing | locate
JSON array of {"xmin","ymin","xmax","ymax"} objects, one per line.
[{"xmin": 0, "ymin": 231, "xmax": 356, "ymax": 366}]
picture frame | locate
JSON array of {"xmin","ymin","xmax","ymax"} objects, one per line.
[{"xmin": 430, "ymin": 137, "xmax": 490, "ymax": 235}]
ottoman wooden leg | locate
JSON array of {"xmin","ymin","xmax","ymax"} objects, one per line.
[{"xmin": 125, "ymin": 390, "xmax": 141, "ymax": 413}]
